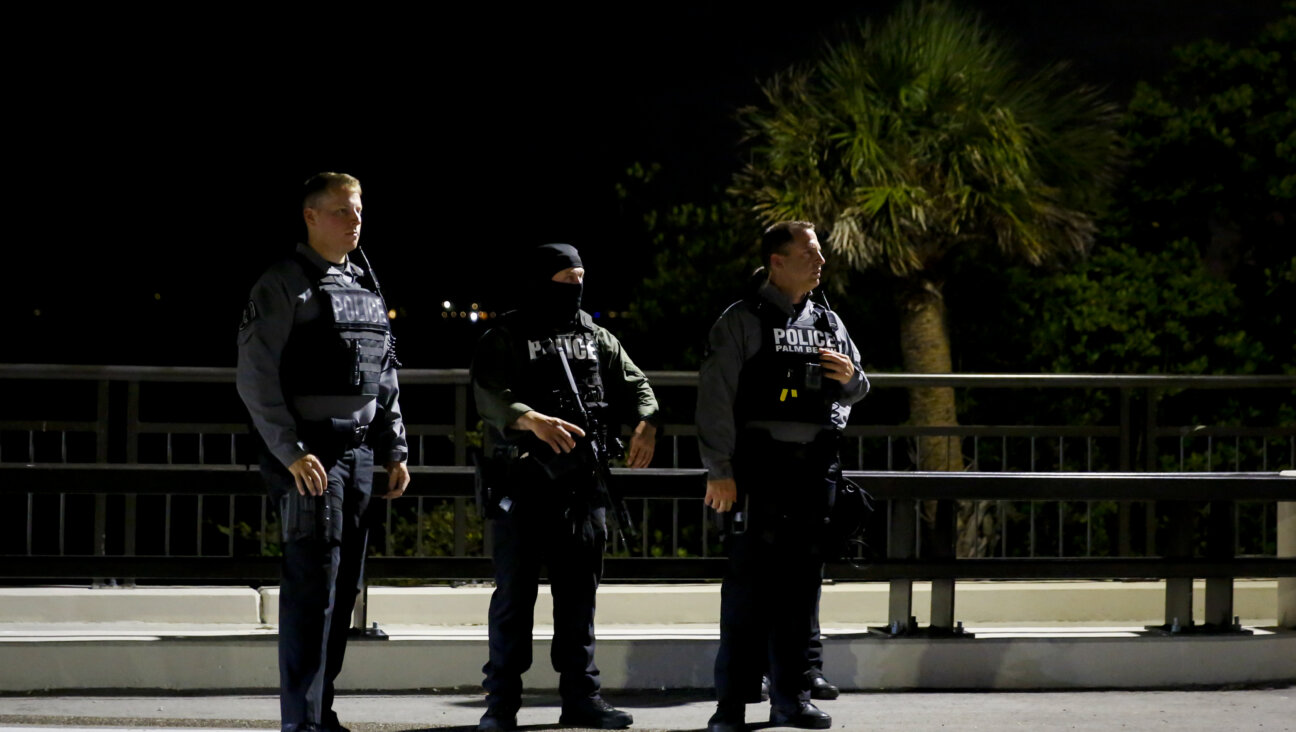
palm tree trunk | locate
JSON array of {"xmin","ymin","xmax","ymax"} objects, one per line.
[
  {"xmin": 896, "ymin": 276, "xmax": 961, "ymax": 471},
  {"xmin": 895, "ymin": 277, "xmax": 995, "ymax": 557}
]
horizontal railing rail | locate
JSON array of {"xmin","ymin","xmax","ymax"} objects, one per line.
[
  {"xmin": 5, "ymin": 364, "xmax": 1295, "ymax": 388},
  {"xmin": 3, "ymin": 365, "xmax": 1293, "ymax": 472},
  {"xmin": 8, "ymin": 463, "xmax": 1296, "ymax": 502}
]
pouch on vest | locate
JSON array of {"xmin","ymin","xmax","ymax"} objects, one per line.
[
  {"xmin": 531, "ymin": 441, "xmax": 599, "ymax": 482},
  {"xmin": 475, "ymin": 448, "xmax": 517, "ymax": 519},
  {"xmin": 280, "ymin": 488, "xmax": 345, "ymax": 544}
]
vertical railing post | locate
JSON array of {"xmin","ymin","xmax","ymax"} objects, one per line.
[
  {"xmin": 1162, "ymin": 501, "xmax": 1193, "ymax": 631},
  {"xmin": 454, "ymin": 383, "xmax": 469, "ymax": 466},
  {"xmin": 353, "ymin": 575, "xmax": 369, "ymax": 632},
  {"xmin": 123, "ymin": 378, "xmax": 139, "ymax": 580},
  {"xmin": 352, "ymin": 527, "xmax": 378, "ymax": 636},
  {"xmin": 123, "ymin": 494, "xmax": 137, "ymax": 557},
  {"xmin": 94, "ymin": 495, "xmax": 107, "ymax": 557},
  {"xmin": 1203, "ymin": 499, "xmax": 1235, "ymax": 629},
  {"xmin": 929, "ymin": 499, "xmax": 957, "ymax": 632},
  {"xmin": 95, "ymin": 379, "xmax": 110, "ymax": 463},
  {"xmin": 1143, "ymin": 386, "xmax": 1158, "ymax": 471},
  {"xmin": 1119, "ymin": 387, "xmax": 1132, "ymax": 472},
  {"xmin": 126, "ymin": 381, "xmax": 141, "ymax": 463},
  {"xmin": 1117, "ymin": 385, "xmax": 1134, "ymax": 556},
  {"xmin": 453, "ymin": 497, "xmax": 468, "ymax": 556},
  {"xmin": 1278, "ymin": 500, "xmax": 1296, "ymax": 629},
  {"xmin": 1144, "ymin": 387, "xmax": 1158, "ymax": 556},
  {"xmin": 886, "ymin": 499, "xmax": 917, "ymax": 633}
]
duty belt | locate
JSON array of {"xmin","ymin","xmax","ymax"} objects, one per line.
[
  {"xmin": 740, "ymin": 427, "xmax": 839, "ymax": 461},
  {"xmin": 300, "ymin": 419, "xmax": 370, "ymax": 450}
]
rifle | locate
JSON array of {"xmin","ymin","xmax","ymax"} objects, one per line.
[{"xmin": 550, "ymin": 341, "xmax": 641, "ymax": 547}]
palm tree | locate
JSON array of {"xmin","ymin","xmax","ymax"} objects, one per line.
[{"xmin": 732, "ymin": 0, "xmax": 1120, "ymax": 554}]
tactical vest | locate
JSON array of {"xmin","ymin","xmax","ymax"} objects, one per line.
[
  {"xmin": 281, "ymin": 254, "xmax": 392, "ymax": 398},
  {"xmin": 495, "ymin": 311, "xmax": 609, "ymax": 442},
  {"xmin": 735, "ymin": 296, "xmax": 843, "ymax": 426}
]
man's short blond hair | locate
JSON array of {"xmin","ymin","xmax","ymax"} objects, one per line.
[{"xmin": 302, "ymin": 172, "xmax": 362, "ymax": 210}]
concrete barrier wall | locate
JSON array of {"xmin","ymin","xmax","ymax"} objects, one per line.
[
  {"xmin": 266, "ymin": 581, "xmax": 1278, "ymax": 627},
  {"xmin": 0, "ymin": 587, "xmax": 263, "ymax": 624},
  {"xmin": 0, "ymin": 581, "xmax": 1279, "ymax": 628}
]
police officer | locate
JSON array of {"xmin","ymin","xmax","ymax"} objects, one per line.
[
  {"xmin": 237, "ymin": 172, "xmax": 410, "ymax": 732},
  {"xmin": 472, "ymin": 244, "xmax": 659, "ymax": 731},
  {"xmin": 697, "ymin": 221, "xmax": 868, "ymax": 732}
]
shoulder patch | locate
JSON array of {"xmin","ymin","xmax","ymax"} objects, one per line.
[{"xmin": 239, "ymin": 299, "xmax": 258, "ymax": 331}]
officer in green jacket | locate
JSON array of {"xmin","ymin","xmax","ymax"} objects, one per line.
[{"xmin": 472, "ymin": 244, "xmax": 659, "ymax": 731}]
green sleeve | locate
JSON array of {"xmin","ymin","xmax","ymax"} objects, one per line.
[
  {"xmin": 470, "ymin": 326, "xmax": 533, "ymax": 434},
  {"xmin": 598, "ymin": 327, "xmax": 659, "ymax": 427}
]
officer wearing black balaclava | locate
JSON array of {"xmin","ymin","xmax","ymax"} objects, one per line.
[
  {"xmin": 527, "ymin": 244, "xmax": 586, "ymax": 328},
  {"xmin": 471, "ymin": 244, "xmax": 660, "ymax": 732}
]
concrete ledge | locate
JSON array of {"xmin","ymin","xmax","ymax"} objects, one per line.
[
  {"xmin": 0, "ymin": 587, "xmax": 262, "ymax": 624},
  {"xmin": 3, "ymin": 581, "xmax": 1278, "ymax": 627},
  {"xmin": 257, "ymin": 581, "xmax": 1280, "ymax": 627},
  {"xmin": 895, "ymin": 580, "xmax": 1279, "ymax": 625},
  {"xmin": 3, "ymin": 581, "xmax": 1280, "ymax": 627},
  {"xmin": 2, "ymin": 627, "xmax": 1293, "ymax": 692}
]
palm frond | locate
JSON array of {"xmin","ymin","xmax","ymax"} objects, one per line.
[{"xmin": 731, "ymin": 0, "xmax": 1122, "ymax": 280}]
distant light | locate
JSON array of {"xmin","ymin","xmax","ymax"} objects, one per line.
[
  {"xmin": 593, "ymin": 311, "xmax": 602, "ymax": 318},
  {"xmin": 470, "ymin": 312, "xmax": 479, "ymax": 322},
  {"xmin": 489, "ymin": 312, "xmax": 497, "ymax": 317},
  {"xmin": 33, "ymin": 309, "xmax": 41, "ymax": 317},
  {"xmin": 459, "ymin": 311, "xmax": 467, "ymax": 318},
  {"xmin": 478, "ymin": 312, "xmax": 488, "ymax": 320},
  {"xmin": 153, "ymin": 293, "xmax": 162, "ymax": 300},
  {"xmin": 450, "ymin": 311, "xmax": 458, "ymax": 318},
  {"xmin": 608, "ymin": 311, "xmax": 616, "ymax": 319},
  {"xmin": 387, "ymin": 309, "xmax": 397, "ymax": 319},
  {"xmin": 471, "ymin": 303, "xmax": 479, "ymax": 310},
  {"xmin": 442, "ymin": 300, "xmax": 452, "ymax": 309},
  {"xmin": 441, "ymin": 312, "xmax": 448, "ymax": 318}
]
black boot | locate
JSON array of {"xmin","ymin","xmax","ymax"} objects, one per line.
[
  {"xmin": 770, "ymin": 701, "xmax": 831, "ymax": 729},
  {"xmin": 706, "ymin": 704, "xmax": 745, "ymax": 732},
  {"xmin": 477, "ymin": 703, "xmax": 518, "ymax": 732},
  {"xmin": 808, "ymin": 673, "xmax": 839, "ymax": 700},
  {"xmin": 321, "ymin": 710, "xmax": 350, "ymax": 732},
  {"xmin": 559, "ymin": 695, "xmax": 634, "ymax": 729}
]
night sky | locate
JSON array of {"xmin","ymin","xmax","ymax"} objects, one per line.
[{"xmin": 9, "ymin": 0, "xmax": 1288, "ymax": 368}]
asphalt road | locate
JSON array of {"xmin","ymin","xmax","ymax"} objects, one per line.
[{"xmin": 1, "ymin": 688, "xmax": 1294, "ymax": 732}]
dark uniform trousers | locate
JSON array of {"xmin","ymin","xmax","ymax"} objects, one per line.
[
  {"xmin": 715, "ymin": 432, "xmax": 838, "ymax": 711},
  {"xmin": 482, "ymin": 472, "xmax": 608, "ymax": 712},
  {"xmin": 261, "ymin": 440, "xmax": 374, "ymax": 732}
]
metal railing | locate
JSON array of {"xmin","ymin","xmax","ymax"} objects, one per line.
[
  {"xmin": 2, "ymin": 463, "xmax": 1294, "ymax": 633},
  {"xmin": 3, "ymin": 366, "xmax": 1293, "ymax": 557},
  {"xmin": 2, "ymin": 365, "xmax": 1295, "ymax": 633}
]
